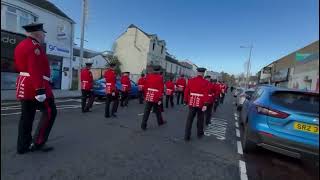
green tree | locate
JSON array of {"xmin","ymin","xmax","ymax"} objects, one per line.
[{"xmin": 104, "ymin": 54, "xmax": 122, "ymax": 76}]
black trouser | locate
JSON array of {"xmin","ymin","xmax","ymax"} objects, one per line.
[
  {"xmin": 17, "ymin": 98, "xmax": 57, "ymax": 154},
  {"xmin": 177, "ymin": 91, "xmax": 184, "ymax": 105},
  {"xmin": 220, "ymin": 93, "xmax": 225, "ymax": 104},
  {"xmin": 204, "ymin": 103, "xmax": 213, "ymax": 125},
  {"xmin": 185, "ymin": 107, "xmax": 204, "ymax": 139},
  {"xmin": 165, "ymin": 95, "xmax": 174, "ymax": 108},
  {"xmin": 141, "ymin": 102, "xmax": 164, "ymax": 129},
  {"xmin": 105, "ymin": 93, "xmax": 119, "ymax": 117},
  {"xmin": 138, "ymin": 90, "xmax": 144, "ymax": 104},
  {"xmin": 81, "ymin": 90, "xmax": 95, "ymax": 112},
  {"xmin": 120, "ymin": 91, "xmax": 129, "ymax": 107},
  {"xmin": 214, "ymin": 98, "xmax": 219, "ymax": 112}
]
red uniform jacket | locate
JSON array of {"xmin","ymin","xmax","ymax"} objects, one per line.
[
  {"xmin": 165, "ymin": 81, "xmax": 175, "ymax": 96},
  {"xmin": 137, "ymin": 77, "xmax": 146, "ymax": 91},
  {"xmin": 14, "ymin": 37, "xmax": 53, "ymax": 100},
  {"xmin": 104, "ymin": 68, "xmax": 117, "ymax": 94},
  {"xmin": 176, "ymin": 77, "xmax": 186, "ymax": 91},
  {"xmin": 212, "ymin": 83, "xmax": 221, "ymax": 101},
  {"xmin": 220, "ymin": 84, "xmax": 226, "ymax": 94},
  {"xmin": 80, "ymin": 68, "xmax": 93, "ymax": 91},
  {"xmin": 206, "ymin": 81, "xmax": 215, "ymax": 104},
  {"xmin": 144, "ymin": 73, "xmax": 164, "ymax": 103},
  {"xmin": 184, "ymin": 76, "xmax": 209, "ymax": 108},
  {"xmin": 120, "ymin": 75, "xmax": 131, "ymax": 92}
]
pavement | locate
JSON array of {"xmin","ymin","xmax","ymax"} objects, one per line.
[
  {"xmin": 1, "ymin": 89, "xmax": 81, "ymax": 102},
  {"xmin": 1, "ymin": 93, "xmax": 319, "ymax": 180}
]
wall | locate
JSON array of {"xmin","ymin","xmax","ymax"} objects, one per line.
[
  {"xmin": 289, "ymin": 58, "xmax": 319, "ymax": 91},
  {"xmin": 114, "ymin": 27, "xmax": 150, "ymax": 76}
]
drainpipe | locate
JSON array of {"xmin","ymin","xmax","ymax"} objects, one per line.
[
  {"xmin": 69, "ymin": 22, "xmax": 74, "ymax": 90},
  {"xmin": 134, "ymin": 28, "xmax": 142, "ymax": 52}
]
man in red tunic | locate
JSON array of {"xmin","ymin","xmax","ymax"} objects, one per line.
[
  {"xmin": 165, "ymin": 76, "xmax": 175, "ymax": 108},
  {"xmin": 104, "ymin": 62, "xmax": 119, "ymax": 118},
  {"xmin": 141, "ymin": 65, "xmax": 166, "ymax": 130},
  {"xmin": 176, "ymin": 74, "xmax": 187, "ymax": 105},
  {"xmin": 184, "ymin": 68, "xmax": 210, "ymax": 141},
  {"xmin": 213, "ymin": 79, "xmax": 221, "ymax": 112},
  {"xmin": 137, "ymin": 73, "xmax": 146, "ymax": 104},
  {"xmin": 120, "ymin": 72, "xmax": 131, "ymax": 107},
  {"xmin": 15, "ymin": 23, "xmax": 57, "ymax": 154},
  {"xmin": 80, "ymin": 60, "xmax": 95, "ymax": 112},
  {"xmin": 204, "ymin": 76, "xmax": 215, "ymax": 126}
]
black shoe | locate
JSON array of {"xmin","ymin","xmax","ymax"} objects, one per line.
[
  {"xmin": 159, "ymin": 120, "xmax": 167, "ymax": 126},
  {"xmin": 30, "ymin": 143, "xmax": 54, "ymax": 152},
  {"xmin": 105, "ymin": 115, "xmax": 110, "ymax": 118},
  {"xmin": 197, "ymin": 133, "xmax": 204, "ymax": 139},
  {"xmin": 17, "ymin": 148, "xmax": 30, "ymax": 154},
  {"xmin": 111, "ymin": 114, "xmax": 117, "ymax": 118},
  {"xmin": 141, "ymin": 124, "xmax": 147, "ymax": 131},
  {"xmin": 184, "ymin": 137, "xmax": 191, "ymax": 141}
]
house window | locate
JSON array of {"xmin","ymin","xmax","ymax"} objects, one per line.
[
  {"xmin": 4, "ymin": 5, "xmax": 36, "ymax": 34},
  {"xmin": 152, "ymin": 42, "xmax": 155, "ymax": 51},
  {"xmin": 5, "ymin": 7, "xmax": 17, "ymax": 32}
]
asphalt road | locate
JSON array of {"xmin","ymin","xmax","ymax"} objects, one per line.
[{"xmin": 1, "ymin": 93, "xmax": 318, "ymax": 180}]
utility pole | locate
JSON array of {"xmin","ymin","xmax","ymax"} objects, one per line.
[
  {"xmin": 79, "ymin": 0, "xmax": 87, "ymax": 68},
  {"xmin": 240, "ymin": 45, "xmax": 253, "ymax": 89}
]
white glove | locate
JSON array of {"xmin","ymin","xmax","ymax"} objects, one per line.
[
  {"xmin": 35, "ymin": 94, "xmax": 46, "ymax": 102},
  {"xmin": 158, "ymin": 101, "xmax": 162, "ymax": 105},
  {"xmin": 202, "ymin": 106, "xmax": 207, "ymax": 112}
]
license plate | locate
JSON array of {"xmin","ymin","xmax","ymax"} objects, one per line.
[{"xmin": 293, "ymin": 122, "xmax": 319, "ymax": 134}]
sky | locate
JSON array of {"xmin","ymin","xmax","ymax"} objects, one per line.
[{"xmin": 50, "ymin": 0, "xmax": 319, "ymax": 75}]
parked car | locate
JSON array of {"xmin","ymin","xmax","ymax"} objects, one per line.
[
  {"xmin": 240, "ymin": 85, "xmax": 319, "ymax": 160},
  {"xmin": 236, "ymin": 89, "xmax": 255, "ymax": 110},
  {"xmin": 233, "ymin": 87, "xmax": 244, "ymax": 97},
  {"xmin": 93, "ymin": 78, "xmax": 139, "ymax": 99}
]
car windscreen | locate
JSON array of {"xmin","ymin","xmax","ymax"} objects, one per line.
[
  {"xmin": 245, "ymin": 91, "xmax": 254, "ymax": 96},
  {"xmin": 271, "ymin": 91, "xmax": 319, "ymax": 114}
]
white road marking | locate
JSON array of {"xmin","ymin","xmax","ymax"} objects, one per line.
[
  {"xmin": 237, "ymin": 141, "xmax": 243, "ymax": 155},
  {"xmin": 234, "ymin": 112, "xmax": 239, "ymax": 117},
  {"xmin": 1, "ymin": 105, "xmax": 82, "ymax": 116},
  {"xmin": 1, "ymin": 112, "xmax": 22, "ymax": 116},
  {"xmin": 204, "ymin": 117, "xmax": 228, "ymax": 140},
  {"xmin": 138, "ymin": 113, "xmax": 144, "ymax": 116},
  {"xmin": 239, "ymin": 160, "xmax": 248, "ymax": 180},
  {"xmin": 235, "ymin": 122, "xmax": 239, "ymax": 128},
  {"xmin": 235, "ymin": 116, "xmax": 238, "ymax": 121},
  {"xmin": 236, "ymin": 129, "xmax": 240, "ymax": 137}
]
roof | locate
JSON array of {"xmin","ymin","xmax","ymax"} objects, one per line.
[
  {"xmin": 127, "ymin": 24, "xmax": 164, "ymax": 42},
  {"xmin": 165, "ymin": 55, "xmax": 179, "ymax": 64},
  {"xmin": 73, "ymin": 47, "xmax": 100, "ymax": 58},
  {"xmin": 23, "ymin": 0, "xmax": 74, "ymax": 23}
]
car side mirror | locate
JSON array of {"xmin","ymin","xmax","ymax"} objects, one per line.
[{"xmin": 246, "ymin": 95, "xmax": 251, "ymax": 100}]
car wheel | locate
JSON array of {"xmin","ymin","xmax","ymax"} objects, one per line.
[{"xmin": 242, "ymin": 121, "xmax": 257, "ymax": 153}]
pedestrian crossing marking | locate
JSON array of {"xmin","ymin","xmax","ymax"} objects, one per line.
[{"xmin": 204, "ymin": 117, "xmax": 228, "ymax": 140}]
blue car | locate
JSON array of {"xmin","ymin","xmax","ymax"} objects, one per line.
[
  {"xmin": 240, "ymin": 85, "xmax": 319, "ymax": 160},
  {"xmin": 93, "ymin": 78, "xmax": 139, "ymax": 98}
]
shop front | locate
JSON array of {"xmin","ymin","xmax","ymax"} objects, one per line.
[
  {"xmin": 1, "ymin": 30, "xmax": 67, "ymax": 90},
  {"xmin": 1, "ymin": 30, "xmax": 30, "ymax": 90}
]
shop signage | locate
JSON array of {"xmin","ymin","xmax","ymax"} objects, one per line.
[
  {"xmin": 57, "ymin": 25, "xmax": 67, "ymax": 40},
  {"xmin": 296, "ymin": 53, "xmax": 312, "ymax": 61},
  {"xmin": 1, "ymin": 30, "xmax": 26, "ymax": 59},
  {"xmin": 47, "ymin": 42, "xmax": 70, "ymax": 57}
]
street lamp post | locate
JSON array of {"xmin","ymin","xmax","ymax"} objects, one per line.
[
  {"xmin": 240, "ymin": 45, "xmax": 253, "ymax": 89},
  {"xmin": 79, "ymin": 0, "xmax": 87, "ymax": 68}
]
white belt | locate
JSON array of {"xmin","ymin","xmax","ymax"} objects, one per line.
[
  {"xmin": 122, "ymin": 84, "xmax": 128, "ymax": 87},
  {"xmin": 148, "ymin": 88, "xmax": 159, "ymax": 92},
  {"xmin": 20, "ymin": 72, "xmax": 50, "ymax": 81},
  {"xmin": 208, "ymin": 94, "xmax": 213, "ymax": 97},
  {"xmin": 106, "ymin": 83, "xmax": 112, "ymax": 85},
  {"xmin": 190, "ymin": 93, "xmax": 203, "ymax": 97},
  {"xmin": 167, "ymin": 89, "xmax": 173, "ymax": 91},
  {"xmin": 178, "ymin": 85, "xmax": 184, "ymax": 87},
  {"xmin": 82, "ymin": 81, "xmax": 88, "ymax": 83}
]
